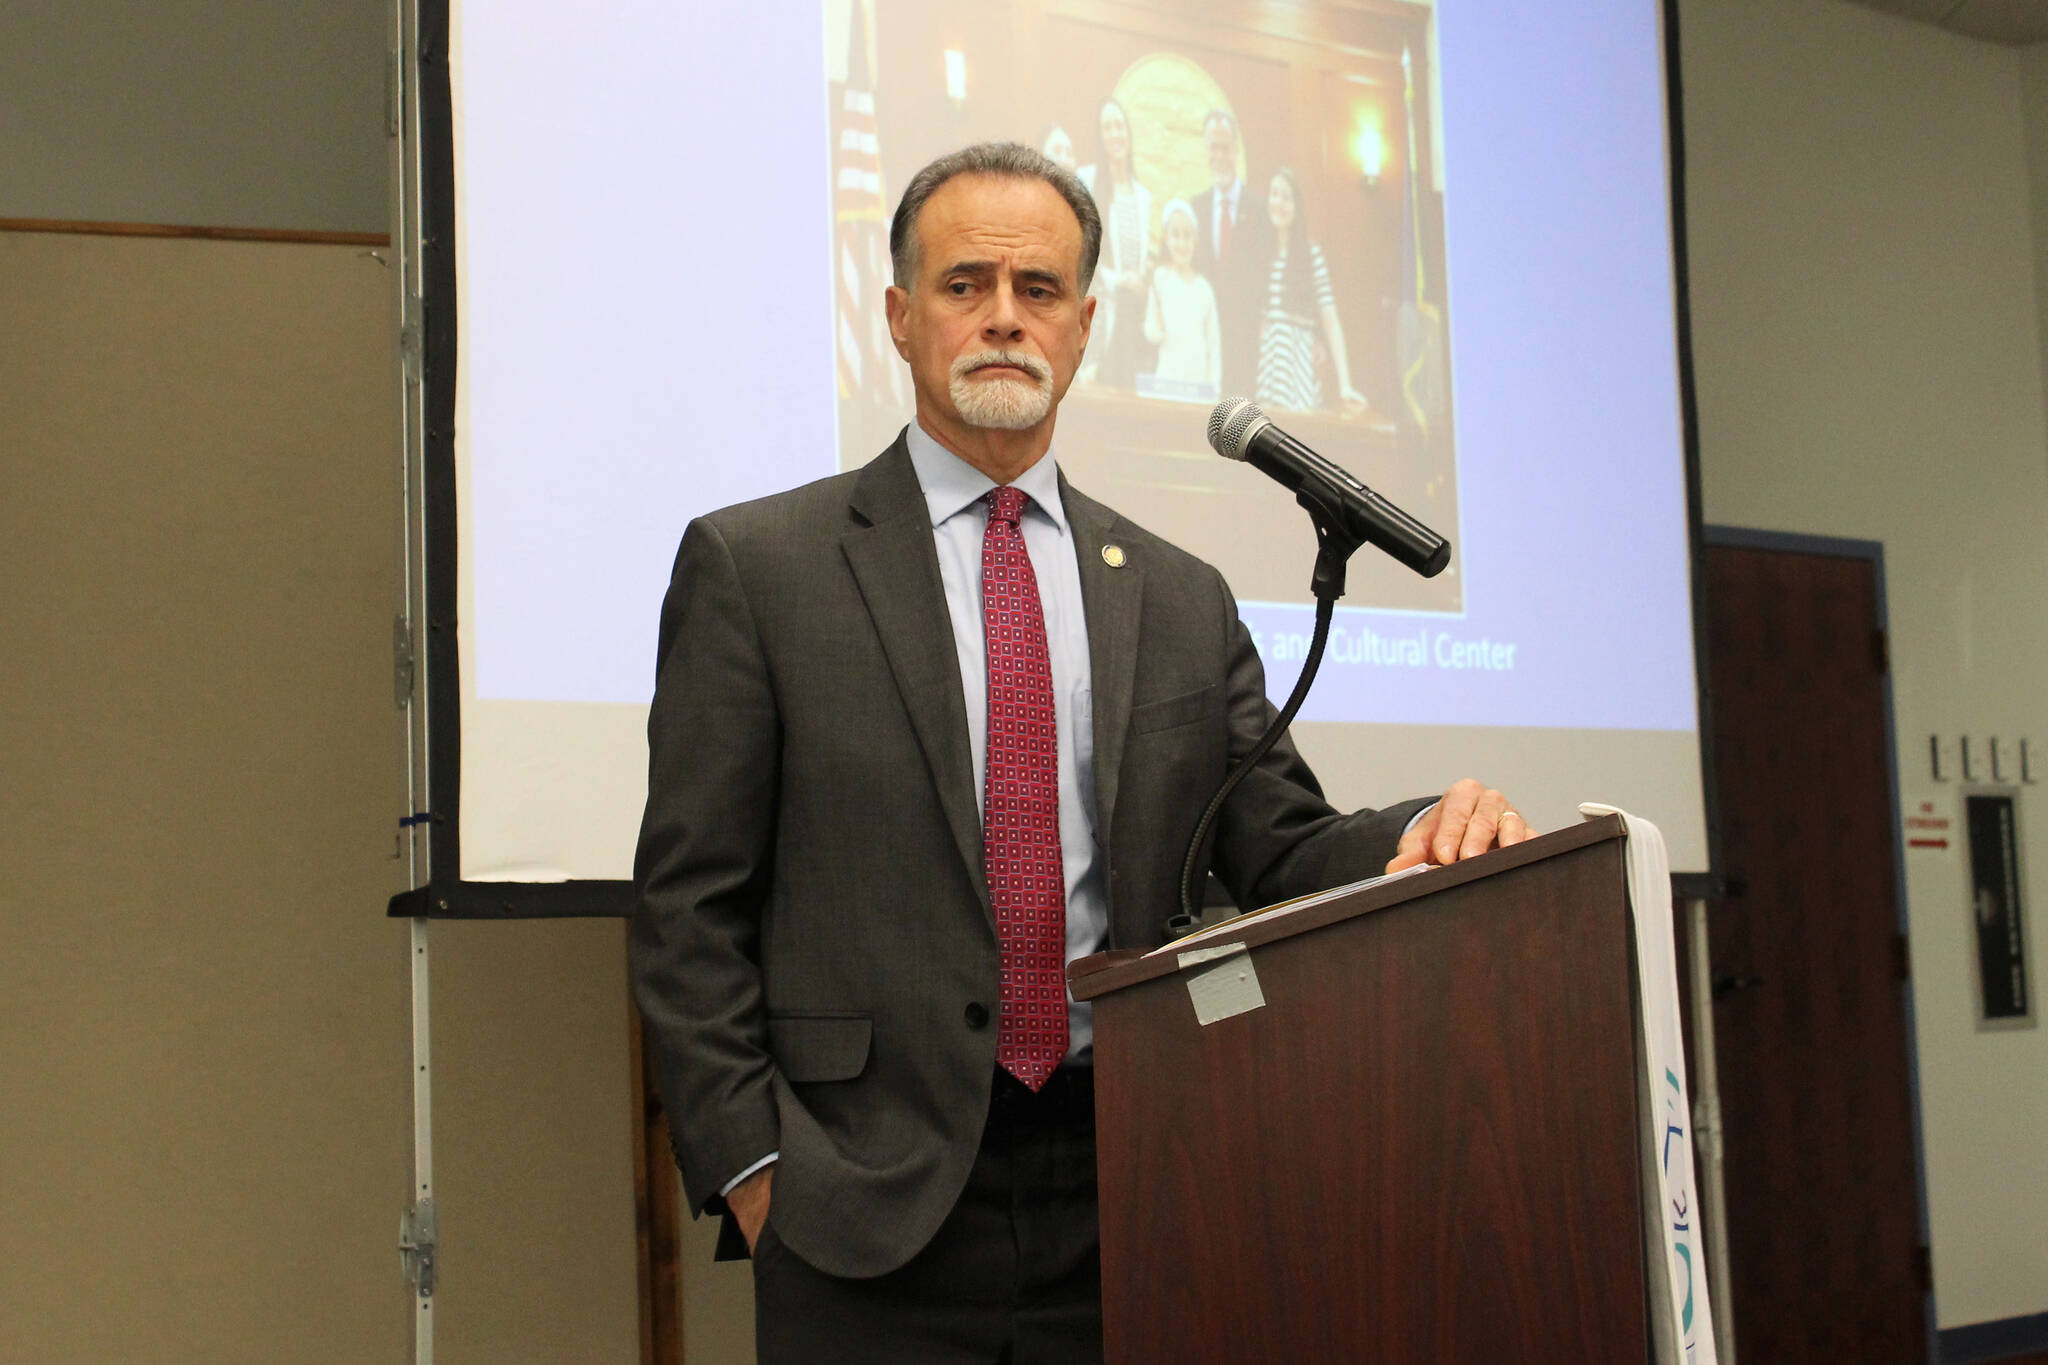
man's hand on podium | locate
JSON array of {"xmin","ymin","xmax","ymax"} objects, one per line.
[{"xmin": 1385, "ymin": 778, "xmax": 1534, "ymax": 873}]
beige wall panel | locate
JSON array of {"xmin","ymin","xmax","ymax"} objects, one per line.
[
  {"xmin": 0, "ymin": 232, "xmax": 409, "ymax": 1360},
  {"xmin": 0, "ymin": 2, "xmax": 387, "ymax": 233},
  {"xmin": 428, "ymin": 918, "xmax": 639, "ymax": 1365},
  {"xmin": 0, "ymin": 231, "xmax": 641, "ymax": 1362},
  {"xmin": 1680, "ymin": 0, "xmax": 2048, "ymax": 1328}
]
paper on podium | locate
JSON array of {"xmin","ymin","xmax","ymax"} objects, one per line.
[{"xmin": 1144, "ymin": 863, "xmax": 1433, "ymax": 959}]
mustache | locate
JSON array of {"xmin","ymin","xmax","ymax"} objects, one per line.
[{"xmin": 951, "ymin": 349, "xmax": 1052, "ymax": 385}]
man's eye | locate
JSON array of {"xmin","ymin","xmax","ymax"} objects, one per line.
[{"xmin": 948, "ymin": 281, "xmax": 972, "ymax": 295}]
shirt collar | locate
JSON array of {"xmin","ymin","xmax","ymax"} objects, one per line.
[{"xmin": 903, "ymin": 419, "xmax": 1069, "ymax": 537}]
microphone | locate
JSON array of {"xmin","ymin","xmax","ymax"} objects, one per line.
[{"xmin": 1206, "ymin": 398, "xmax": 1451, "ymax": 579}]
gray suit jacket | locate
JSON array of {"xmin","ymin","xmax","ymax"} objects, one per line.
[
  {"xmin": 1191, "ymin": 182, "xmax": 1273, "ymax": 397},
  {"xmin": 630, "ymin": 434, "xmax": 1429, "ymax": 1279}
]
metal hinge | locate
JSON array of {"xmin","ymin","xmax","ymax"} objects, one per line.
[
  {"xmin": 394, "ymin": 616, "xmax": 416, "ymax": 708},
  {"xmin": 400, "ymin": 319, "xmax": 423, "ymax": 384},
  {"xmin": 399, "ymin": 1197, "xmax": 438, "ymax": 1296}
]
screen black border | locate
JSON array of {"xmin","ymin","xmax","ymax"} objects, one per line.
[
  {"xmin": 1663, "ymin": 0, "xmax": 1728, "ymax": 899},
  {"xmin": 390, "ymin": 0, "xmax": 630, "ymax": 919}
]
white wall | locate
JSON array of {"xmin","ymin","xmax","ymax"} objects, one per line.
[
  {"xmin": 2022, "ymin": 44, "xmax": 2048, "ymax": 429},
  {"xmin": 1681, "ymin": 0, "xmax": 2048, "ymax": 1329}
]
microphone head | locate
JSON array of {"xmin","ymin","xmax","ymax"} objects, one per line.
[{"xmin": 1206, "ymin": 397, "xmax": 1271, "ymax": 461}]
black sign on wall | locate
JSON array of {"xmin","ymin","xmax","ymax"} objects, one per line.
[{"xmin": 1965, "ymin": 793, "xmax": 2031, "ymax": 1023}]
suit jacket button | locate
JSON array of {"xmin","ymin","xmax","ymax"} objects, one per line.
[{"xmin": 964, "ymin": 1002, "xmax": 990, "ymax": 1029}]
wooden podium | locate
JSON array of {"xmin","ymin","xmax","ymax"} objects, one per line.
[{"xmin": 1068, "ymin": 815, "xmax": 1648, "ymax": 1363}]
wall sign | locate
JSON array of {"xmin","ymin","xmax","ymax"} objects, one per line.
[
  {"xmin": 1964, "ymin": 792, "xmax": 2031, "ymax": 1024},
  {"xmin": 1904, "ymin": 796, "xmax": 1954, "ymax": 854}
]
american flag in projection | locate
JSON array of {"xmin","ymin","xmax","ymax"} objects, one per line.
[
  {"xmin": 1395, "ymin": 44, "xmax": 1446, "ymax": 438},
  {"xmin": 832, "ymin": 0, "xmax": 897, "ymax": 404}
]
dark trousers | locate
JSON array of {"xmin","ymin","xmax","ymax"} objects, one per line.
[{"xmin": 753, "ymin": 1067, "xmax": 1104, "ymax": 1365}]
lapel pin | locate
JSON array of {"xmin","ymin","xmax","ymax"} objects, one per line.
[{"xmin": 1101, "ymin": 544, "xmax": 1127, "ymax": 568}]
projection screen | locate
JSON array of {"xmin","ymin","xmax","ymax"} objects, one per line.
[{"xmin": 433, "ymin": 0, "xmax": 1715, "ymax": 899}]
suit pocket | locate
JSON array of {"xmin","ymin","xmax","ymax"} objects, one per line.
[
  {"xmin": 1129, "ymin": 683, "xmax": 1219, "ymax": 736},
  {"xmin": 768, "ymin": 1011, "xmax": 873, "ymax": 1083}
]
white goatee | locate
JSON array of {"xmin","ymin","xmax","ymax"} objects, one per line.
[{"xmin": 949, "ymin": 349, "xmax": 1055, "ymax": 430}]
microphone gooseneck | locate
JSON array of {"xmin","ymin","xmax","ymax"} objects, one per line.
[
  {"xmin": 1167, "ymin": 400, "xmax": 1455, "ymax": 939},
  {"xmin": 1171, "ymin": 593, "xmax": 1337, "ymax": 939}
]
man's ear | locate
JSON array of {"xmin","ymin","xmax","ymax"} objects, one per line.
[
  {"xmin": 1077, "ymin": 290, "xmax": 1097, "ymax": 354},
  {"xmin": 884, "ymin": 285, "xmax": 912, "ymax": 361}
]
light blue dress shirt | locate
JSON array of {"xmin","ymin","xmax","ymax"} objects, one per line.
[{"xmin": 904, "ymin": 420, "xmax": 1109, "ymax": 1061}]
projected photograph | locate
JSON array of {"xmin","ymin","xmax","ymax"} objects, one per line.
[{"xmin": 826, "ymin": 0, "xmax": 1460, "ymax": 611}]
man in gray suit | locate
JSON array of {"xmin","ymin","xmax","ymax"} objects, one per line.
[
  {"xmin": 1189, "ymin": 109, "xmax": 1271, "ymax": 400},
  {"xmin": 631, "ymin": 142, "xmax": 1529, "ymax": 1364}
]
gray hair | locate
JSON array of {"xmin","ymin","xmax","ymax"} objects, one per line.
[{"xmin": 889, "ymin": 142, "xmax": 1103, "ymax": 294}]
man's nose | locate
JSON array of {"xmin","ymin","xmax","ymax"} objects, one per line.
[{"xmin": 982, "ymin": 283, "xmax": 1026, "ymax": 341}]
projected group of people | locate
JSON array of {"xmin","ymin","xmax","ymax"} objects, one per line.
[
  {"xmin": 632, "ymin": 136, "xmax": 1525, "ymax": 1363},
  {"xmin": 1040, "ymin": 102, "xmax": 1369, "ymax": 415}
]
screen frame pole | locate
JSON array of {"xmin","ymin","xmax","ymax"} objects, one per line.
[{"xmin": 395, "ymin": 0, "xmax": 438, "ymax": 1357}]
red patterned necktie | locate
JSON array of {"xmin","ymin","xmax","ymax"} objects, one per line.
[{"xmin": 980, "ymin": 485, "xmax": 1068, "ymax": 1090}]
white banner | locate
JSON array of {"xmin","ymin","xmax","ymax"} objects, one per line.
[{"xmin": 1580, "ymin": 803, "xmax": 1721, "ymax": 1364}]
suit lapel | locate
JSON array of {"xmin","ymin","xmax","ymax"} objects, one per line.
[
  {"xmin": 1060, "ymin": 476, "xmax": 1142, "ymax": 853},
  {"xmin": 842, "ymin": 438, "xmax": 990, "ymax": 913}
]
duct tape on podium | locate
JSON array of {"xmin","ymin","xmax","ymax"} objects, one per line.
[{"xmin": 1176, "ymin": 942, "xmax": 1265, "ymax": 1025}]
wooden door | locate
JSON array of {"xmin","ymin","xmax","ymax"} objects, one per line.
[
  {"xmin": 631, "ymin": 1007, "xmax": 686, "ymax": 1365},
  {"xmin": 1698, "ymin": 539, "xmax": 1927, "ymax": 1360}
]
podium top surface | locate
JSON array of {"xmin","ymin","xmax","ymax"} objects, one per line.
[{"xmin": 1068, "ymin": 813, "xmax": 1626, "ymax": 1002}]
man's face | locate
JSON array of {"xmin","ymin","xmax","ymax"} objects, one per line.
[
  {"xmin": 886, "ymin": 174, "xmax": 1094, "ymax": 436},
  {"xmin": 1205, "ymin": 118, "xmax": 1237, "ymax": 189}
]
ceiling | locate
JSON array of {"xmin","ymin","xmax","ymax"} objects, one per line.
[{"xmin": 1842, "ymin": 0, "xmax": 2048, "ymax": 46}]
